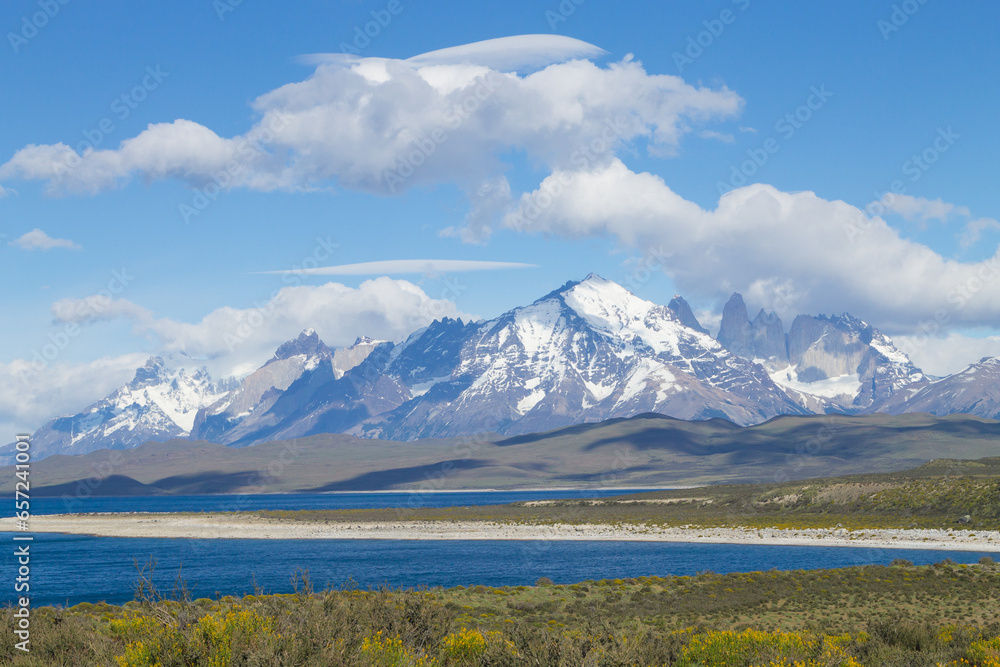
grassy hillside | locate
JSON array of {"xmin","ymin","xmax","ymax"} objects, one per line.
[
  {"xmin": 4, "ymin": 561, "xmax": 1000, "ymax": 665},
  {"xmin": 4, "ymin": 412, "xmax": 1000, "ymax": 496},
  {"xmin": 256, "ymin": 457, "xmax": 1000, "ymax": 531}
]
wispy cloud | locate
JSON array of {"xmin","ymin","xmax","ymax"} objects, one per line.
[
  {"xmin": 875, "ymin": 193, "xmax": 969, "ymax": 223},
  {"xmin": 301, "ymin": 34, "xmax": 607, "ymax": 72},
  {"xmin": 10, "ymin": 228, "xmax": 82, "ymax": 251},
  {"xmin": 960, "ymin": 218, "xmax": 1000, "ymax": 249},
  {"xmin": 259, "ymin": 259, "xmax": 537, "ymax": 276},
  {"xmin": 697, "ymin": 129, "xmax": 735, "ymax": 144}
]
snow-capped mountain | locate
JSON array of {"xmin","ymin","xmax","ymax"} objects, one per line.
[
  {"xmin": 365, "ymin": 274, "xmax": 806, "ymax": 437},
  {"xmin": 27, "ymin": 358, "xmax": 236, "ymax": 459},
  {"xmin": 872, "ymin": 357, "xmax": 1000, "ymax": 419},
  {"xmin": 22, "ymin": 274, "xmax": 992, "ymax": 461},
  {"xmin": 213, "ymin": 274, "xmax": 807, "ymax": 445},
  {"xmin": 715, "ymin": 293, "xmax": 924, "ymax": 412},
  {"xmin": 190, "ymin": 331, "xmax": 383, "ymax": 443},
  {"xmin": 190, "ymin": 329, "xmax": 334, "ymax": 441}
]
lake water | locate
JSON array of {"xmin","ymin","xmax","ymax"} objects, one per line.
[
  {"xmin": 28, "ymin": 489, "xmax": 658, "ymax": 515},
  {"xmin": 6, "ymin": 491, "xmax": 998, "ymax": 607},
  {"xmin": 5, "ymin": 532, "xmax": 998, "ymax": 608}
]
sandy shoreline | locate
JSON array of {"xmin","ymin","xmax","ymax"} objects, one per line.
[{"xmin": 3, "ymin": 514, "xmax": 999, "ymax": 552}]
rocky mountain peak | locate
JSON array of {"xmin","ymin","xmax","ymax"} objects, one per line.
[
  {"xmin": 716, "ymin": 295, "xmax": 788, "ymax": 367},
  {"xmin": 535, "ymin": 273, "xmax": 616, "ymax": 305},
  {"xmin": 25, "ymin": 356, "xmax": 231, "ymax": 461},
  {"xmin": 130, "ymin": 357, "xmax": 168, "ymax": 387},
  {"xmin": 667, "ymin": 295, "xmax": 709, "ymax": 334},
  {"xmin": 750, "ymin": 309, "xmax": 788, "ymax": 365},
  {"xmin": 21, "ymin": 275, "xmax": 974, "ymax": 462},
  {"xmin": 874, "ymin": 355, "xmax": 998, "ymax": 420},
  {"xmin": 717, "ymin": 293, "xmax": 753, "ymax": 358},
  {"xmin": 271, "ymin": 329, "xmax": 331, "ymax": 363},
  {"xmin": 961, "ymin": 357, "xmax": 1000, "ymax": 373},
  {"xmin": 352, "ymin": 335, "xmax": 382, "ymax": 347},
  {"xmin": 829, "ymin": 313, "xmax": 874, "ymax": 345}
]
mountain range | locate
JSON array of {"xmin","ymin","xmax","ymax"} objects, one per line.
[{"xmin": 13, "ymin": 274, "xmax": 1000, "ymax": 461}]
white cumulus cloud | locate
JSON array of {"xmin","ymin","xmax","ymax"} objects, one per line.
[
  {"xmin": 49, "ymin": 278, "xmax": 471, "ymax": 379},
  {"xmin": 504, "ymin": 159, "xmax": 1000, "ymax": 331},
  {"xmin": 0, "ymin": 353, "xmax": 149, "ymax": 437},
  {"xmin": 0, "ymin": 35, "xmax": 742, "ymax": 203},
  {"xmin": 11, "ymin": 228, "xmax": 82, "ymax": 251},
  {"xmin": 894, "ymin": 332, "xmax": 1000, "ymax": 376}
]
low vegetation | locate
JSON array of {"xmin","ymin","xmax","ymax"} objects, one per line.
[
  {"xmin": 4, "ymin": 560, "xmax": 1000, "ymax": 665},
  {"xmin": 251, "ymin": 457, "xmax": 1000, "ymax": 532}
]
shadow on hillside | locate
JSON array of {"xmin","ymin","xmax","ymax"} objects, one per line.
[
  {"xmin": 300, "ymin": 459, "xmax": 495, "ymax": 492},
  {"xmin": 150, "ymin": 470, "xmax": 265, "ymax": 494}
]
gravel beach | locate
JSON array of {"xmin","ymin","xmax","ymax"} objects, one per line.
[{"xmin": 4, "ymin": 514, "xmax": 1000, "ymax": 552}]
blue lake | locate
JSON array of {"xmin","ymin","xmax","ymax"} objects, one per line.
[
  {"xmin": 6, "ymin": 491, "xmax": 999, "ymax": 608},
  {"xmin": 4, "ymin": 532, "xmax": 998, "ymax": 607},
  {"xmin": 25, "ymin": 489, "xmax": 657, "ymax": 515}
]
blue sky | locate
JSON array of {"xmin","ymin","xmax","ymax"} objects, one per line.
[{"xmin": 2, "ymin": 0, "xmax": 999, "ymax": 433}]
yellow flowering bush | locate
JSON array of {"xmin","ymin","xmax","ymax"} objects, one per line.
[
  {"xmin": 192, "ymin": 606, "xmax": 277, "ymax": 667},
  {"xmin": 680, "ymin": 628, "xmax": 862, "ymax": 666},
  {"xmin": 958, "ymin": 635, "xmax": 1000, "ymax": 667},
  {"xmin": 439, "ymin": 627, "xmax": 486, "ymax": 663},
  {"xmin": 108, "ymin": 612, "xmax": 183, "ymax": 667},
  {"xmin": 358, "ymin": 630, "xmax": 437, "ymax": 666}
]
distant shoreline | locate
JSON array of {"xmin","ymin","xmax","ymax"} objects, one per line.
[
  {"xmin": 4, "ymin": 514, "xmax": 1000, "ymax": 553},
  {"xmin": 263, "ymin": 487, "xmax": 689, "ymax": 495},
  {"xmin": 18, "ymin": 486, "xmax": 689, "ymax": 498}
]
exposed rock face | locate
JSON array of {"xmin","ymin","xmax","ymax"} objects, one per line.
[
  {"xmin": 718, "ymin": 302, "xmax": 923, "ymax": 413},
  {"xmin": 271, "ymin": 328, "xmax": 329, "ymax": 362},
  {"xmin": 751, "ymin": 309, "xmax": 788, "ymax": 366},
  {"xmin": 190, "ymin": 330, "xmax": 336, "ymax": 442},
  {"xmin": 331, "ymin": 336, "xmax": 385, "ymax": 379},
  {"xmin": 667, "ymin": 295, "xmax": 709, "ymax": 335},
  {"xmin": 222, "ymin": 275, "xmax": 805, "ymax": 444},
  {"xmin": 717, "ymin": 293, "xmax": 753, "ymax": 358},
  {"xmin": 789, "ymin": 316, "xmax": 870, "ymax": 381},
  {"xmin": 190, "ymin": 331, "xmax": 386, "ymax": 445},
  {"xmin": 718, "ymin": 293, "xmax": 788, "ymax": 366},
  {"xmin": 786, "ymin": 315, "xmax": 830, "ymax": 368},
  {"xmin": 21, "ymin": 277, "xmax": 959, "ymax": 461},
  {"xmin": 350, "ymin": 276, "xmax": 807, "ymax": 439}
]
